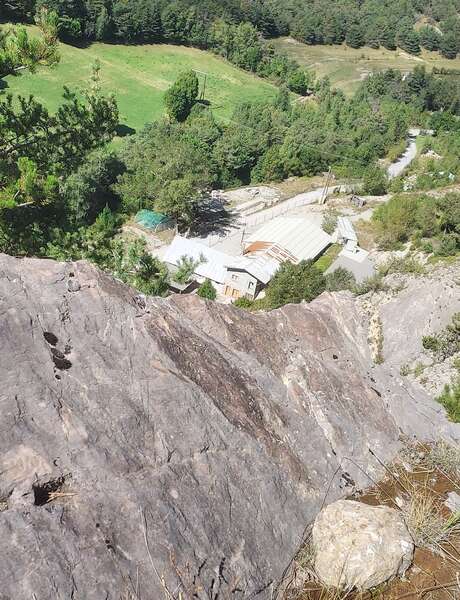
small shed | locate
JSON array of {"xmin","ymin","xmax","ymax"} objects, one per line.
[
  {"xmin": 135, "ymin": 210, "xmax": 175, "ymax": 233},
  {"xmin": 335, "ymin": 217, "xmax": 358, "ymax": 252}
]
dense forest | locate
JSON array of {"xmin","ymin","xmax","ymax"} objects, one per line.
[{"xmin": 2, "ymin": 0, "xmax": 460, "ymax": 60}]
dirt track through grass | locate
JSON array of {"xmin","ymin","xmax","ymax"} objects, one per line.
[{"xmin": 273, "ymin": 37, "xmax": 460, "ymax": 96}]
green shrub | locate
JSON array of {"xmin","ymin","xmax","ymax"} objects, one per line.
[
  {"xmin": 436, "ymin": 233, "xmax": 458, "ymax": 257},
  {"xmin": 378, "ymin": 255, "xmax": 426, "ymax": 276},
  {"xmin": 197, "ymin": 279, "xmax": 217, "ymax": 300},
  {"xmin": 264, "ymin": 260, "xmax": 326, "ymax": 309},
  {"xmin": 437, "ymin": 378, "xmax": 460, "ymax": 423},
  {"xmin": 422, "ymin": 314, "xmax": 460, "ymax": 362},
  {"xmin": 354, "ymin": 274, "xmax": 388, "ymax": 296},
  {"xmin": 322, "ymin": 210, "xmax": 339, "ymax": 235},
  {"xmin": 362, "ymin": 165, "xmax": 388, "ymax": 195},
  {"xmin": 325, "ymin": 267, "xmax": 356, "ymax": 292},
  {"xmin": 234, "ymin": 297, "xmax": 254, "ymax": 309}
]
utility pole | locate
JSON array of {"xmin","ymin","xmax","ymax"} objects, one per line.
[
  {"xmin": 194, "ymin": 70, "xmax": 208, "ymax": 102},
  {"xmin": 320, "ymin": 167, "xmax": 333, "ymax": 205}
]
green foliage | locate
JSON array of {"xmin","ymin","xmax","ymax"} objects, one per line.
[
  {"xmin": 422, "ymin": 313, "xmax": 460, "ymax": 362},
  {"xmin": 197, "ymin": 278, "xmax": 217, "ymax": 300},
  {"xmin": 362, "ymin": 165, "xmax": 388, "ymax": 195},
  {"xmin": 164, "ymin": 70, "xmax": 199, "ymax": 122},
  {"xmin": 263, "ymin": 260, "xmax": 326, "ymax": 309},
  {"xmin": 233, "ymin": 297, "xmax": 254, "ymax": 309},
  {"xmin": 325, "ymin": 267, "xmax": 356, "ymax": 292},
  {"xmin": 354, "ymin": 274, "xmax": 388, "ymax": 295},
  {"xmin": 61, "ymin": 150, "xmax": 124, "ymax": 226},
  {"xmin": 174, "ymin": 253, "xmax": 205, "ymax": 284},
  {"xmin": 0, "ymin": 8, "xmax": 59, "ymax": 78},
  {"xmin": 322, "ymin": 209, "xmax": 339, "ymax": 235},
  {"xmin": 437, "ymin": 378, "xmax": 460, "ymax": 422},
  {"xmin": 378, "ymin": 255, "xmax": 426, "ymax": 276},
  {"xmin": 372, "ymin": 192, "xmax": 460, "ymax": 252},
  {"xmin": 287, "ymin": 69, "xmax": 311, "ymax": 95},
  {"xmin": 396, "ymin": 19, "xmax": 420, "ymax": 55}
]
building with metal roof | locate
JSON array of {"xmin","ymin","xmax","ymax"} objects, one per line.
[
  {"xmin": 163, "ymin": 236, "xmax": 229, "ymax": 285},
  {"xmin": 335, "ymin": 217, "xmax": 358, "ymax": 252},
  {"xmin": 326, "ymin": 247, "xmax": 376, "ymax": 283},
  {"xmin": 163, "ymin": 236, "xmax": 280, "ymax": 300},
  {"xmin": 244, "ymin": 217, "xmax": 332, "ymax": 264}
]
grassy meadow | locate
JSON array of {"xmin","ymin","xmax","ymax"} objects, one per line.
[
  {"xmin": 3, "ymin": 31, "xmax": 277, "ymax": 131},
  {"xmin": 273, "ymin": 37, "xmax": 460, "ymax": 96}
]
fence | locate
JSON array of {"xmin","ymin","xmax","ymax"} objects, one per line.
[{"xmin": 205, "ymin": 184, "xmax": 352, "ymax": 248}]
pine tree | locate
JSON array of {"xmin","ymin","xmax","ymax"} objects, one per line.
[
  {"xmin": 440, "ymin": 32, "xmax": 458, "ymax": 59},
  {"xmin": 419, "ymin": 26, "xmax": 441, "ymax": 51},
  {"xmin": 396, "ymin": 20, "xmax": 420, "ymax": 55},
  {"xmin": 346, "ymin": 23, "xmax": 365, "ymax": 49}
]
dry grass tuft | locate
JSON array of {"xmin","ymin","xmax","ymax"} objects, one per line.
[
  {"xmin": 402, "ymin": 483, "xmax": 456, "ymax": 549},
  {"xmin": 425, "ymin": 441, "xmax": 460, "ymax": 479}
]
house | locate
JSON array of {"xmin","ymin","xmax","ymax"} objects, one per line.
[
  {"xmin": 163, "ymin": 236, "xmax": 279, "ymax": 299},
  {"xmin": 244, "ymin": 217, "xmax": 332, "ymax": 264},
  {"xmin": 224, "ymin": 255, "xmax": 278, "ymax": 300},
  {"xmin": 163, "ymin": 236, "xmax": 229, "ymax": 289}
]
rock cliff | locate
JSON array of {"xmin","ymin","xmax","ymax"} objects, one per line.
[{"xmin": 0, "ymin": 254, "xmax": 457, "ymax": 600}]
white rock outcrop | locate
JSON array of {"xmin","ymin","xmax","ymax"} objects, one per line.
[{"xmin": 313, "ymin": 499, "xmax": 414, "ymax": 590}]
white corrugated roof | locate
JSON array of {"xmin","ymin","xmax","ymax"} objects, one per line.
[
  {"xmin": 163, "ymin": 236, "xmax": 279, "ymax": 285},
  {"xmin": 163, "ymin": 236, "xmax": 229, "ymax": 284},
  {"xmin": 337, "ymin": 217, "xmax": 358, "ymax": 243},
  {"xmin": 246, "ymin": 217, "xmax": 332, "ymax": 263},
  {"xmin": 227, "ymin": 255, "xmax": 279, "ymax": 284}
]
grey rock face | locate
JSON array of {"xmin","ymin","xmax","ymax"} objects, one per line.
[
  {"xmin": 313, "ymin": 500, "xmax": 414, "ymax": 590},
  {"xmin": 0, "ymin": 255, "xmax": 457, "ymax": 600}
]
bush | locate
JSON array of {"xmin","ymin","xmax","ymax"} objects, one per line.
[
  {"xmin": 436, "ymin": 233, "xmax": 458, "ymax": 257},
  {"xmin": 437, "ymin": 378, "xmax": 460, "ymax": 423},
  {"xmin": 322, "ymin": 210, "xmax": 339, "ymax": 235},
  {"xmin": 164, "ymin": 70, "xmax": 199, "ymax": 122},
  {"xmin": 354, "ymin": 274, "xmax": 388, "ymax": 296},
  {"xmin": 378, "ymin": 255, "xmax": 426, "ymax": 276},
  {"xmin": 422, "ymin": 313, "xmax": 460, "ymax": 362},
  {"xmin": 234, "ymin": 297, "xmax": 254, "ymax": 309},
  {"xmin": 264, "ymin": 260, "xmax": 326, "ymax": 309},
  {"xmin": 197, "ymin": 279, "xmax": 217, "ymax": 300},
  {"xmin": 325, "ymin": 267, "xmax": 356, "ymax": 292},
  {"xmin": 362, "ymin": 165, "xmax": 388, "ymax": 196}
]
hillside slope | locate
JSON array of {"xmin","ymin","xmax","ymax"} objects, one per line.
[
  {"xmin": 4, "ymin": 36, "xmax": 277, "ymax": 129},
  {"xmin": 0, "ymin": 255, "xmax": 457, "ymax": 599},
  {"xmin": 273, "ymin": 37, "xmax": 460, "ymax": 95}
]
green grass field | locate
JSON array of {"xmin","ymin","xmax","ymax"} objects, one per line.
[
  {"xmin": 273, "ymin": 37, "xmax": 460, "ymax": 96},
  {"xmin": 3, "ymin": 33, "xmax": 277, "ymax": 131}
]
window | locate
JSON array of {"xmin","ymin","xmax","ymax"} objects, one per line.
[
  {"xmin": 232, "ymin": 274, "xmax": 238, "ymax": 281},
  {"xmin": 248, "ymin": 281, "xmax": 254, "ymax": 289}
]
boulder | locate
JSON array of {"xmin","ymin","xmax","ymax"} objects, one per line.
[{"xmin": 313, "ymin": 500, "xmax": 414, "ymax": 590}]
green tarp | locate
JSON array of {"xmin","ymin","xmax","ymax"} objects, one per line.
[{"xmin": 135, "ymin": 210, "xmax": 172, "ymax": 230}]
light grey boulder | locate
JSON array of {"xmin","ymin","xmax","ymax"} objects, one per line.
[
  {"xmin": 313, "ymin": 500, "xmax": 414, "ymax": 590},
  {"xmin": 445, "ymin": 491, "xmax": 460, "ymax": 514}
]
